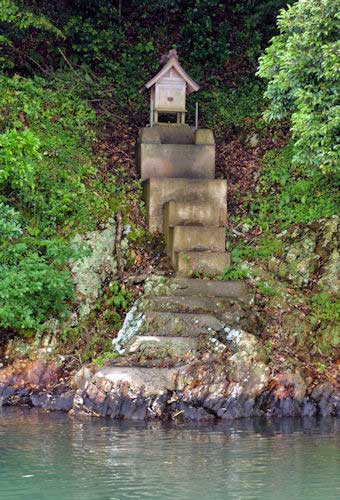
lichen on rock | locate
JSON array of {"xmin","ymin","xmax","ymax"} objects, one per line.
[
  {"xmin": 113, "ymin": 303, "xmax": 145, "ymax": 353},
  {"xmin": 71, "ymin": 218, "xmax": 118, "ymax": 318},
  {"xmin": 268, "ymin": 216, "xmax": 339, "ymax": 292}
]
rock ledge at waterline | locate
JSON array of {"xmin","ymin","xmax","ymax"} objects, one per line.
[{"xmin": 0, "ymin": 330, "xmax": 339, "ymax": 421}]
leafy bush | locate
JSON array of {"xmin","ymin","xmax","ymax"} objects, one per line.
[
  {"xmin": 178, "ymin": 0, "xmax": 232, "ymax": 77},
  {"xmin": 0, "ymin": 74, "xmax": 121, "ymax": 236},
  {"xmin": 258, "ymin": 0, "xmax": 340, "ymax": 174},
  {"xmin": 0, "ymin": 0, "xmax": 63, "ymax": 69},
  {"xmin": 0, "ymin": 128, "xmax": 40, "ymax": 192},
  {"xmin": 0, "ymin": 241, "xmax": 74, "ymax": 330},
  {"xmin": 244, "ymin": 142, "xmax": 339, "ymax": 231},
  {"xmin": 64, "ymin": 7, "xmax": 124, "ymax": 72},
  {"xmin": 0, "ymin": 202, "xmax": 22, "ymax": 241},
  {"xmin": 0, "ymin": 73, "xmax": 124, "ymax": 333}
]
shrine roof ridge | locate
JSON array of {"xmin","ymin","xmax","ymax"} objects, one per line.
[{"xmin": 144, "ymin": 54, "xmax": 200, "ymax": 94}]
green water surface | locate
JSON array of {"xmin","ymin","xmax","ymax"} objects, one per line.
[{"xmin": 0, "ymin": 408, "xmax": 339, "ymax": 500}]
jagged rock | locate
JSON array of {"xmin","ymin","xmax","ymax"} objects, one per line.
[
  {"xmin": 71, "ymin": 218, "xmax": 117, "ymax": 317},
  {"xmin": 169, "ymin": 401, "xmax": 215, "ymax": 421},
  {"xmin": 175, "ymin": 327, "xmax": 270, "ymax": 415},
  {"xmin": 311, "ymin": 382, "xmax": 334, "ymax": 402},
  {"xmin": 71, "ymin": 218, "xmax": 130, "ymax": 318},
  {"xmin": 269, "ymin": 232, "xmax": 318, "ymax": 288},
  {"xmin": 319, "ymin": 248, "xmax": 340, "ymax": 296},
  {"xmin": 269, "ymin": 216, "xmax": 339, "ymax": 292},
  {"xmin": 0, "ymin": 386, "xmax": 16, "ymax": 406},
  {"xmin": 223, "ymin": 326, "xmax": 269, "ymax": 363},
  {"xmin": 71, "ymin": 365, "xmax": 97, "ymax": 390},
  {"xmin": 1, "ymin": 332, "xmax": 60, "ymax": 363},
  {"xmin": 278, "ymin": 310, "xmax": 312, "ymax": 340},
  {"xmin": 274, "ymin": 369, "xmax": 307, "ymax": 403},
  {"xmin": 0, "ymin": 359, "xmax": 60, "ymax": 390},
  {"xmin": 30, "ymin": 390, "xmax": 75, "ymax": 412},
  {"xmin": 69, "ymin": 325, "xmax": 272, "ymax": 420}
]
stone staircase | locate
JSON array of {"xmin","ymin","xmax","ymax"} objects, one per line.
[
  {"xmin": 91, "ymin": 125, "xmax": 252, "ymax": 409},
  {"xmin": 114, "ymin": 124, "xmax": 249, "ymax": 363},
  {"xmin": 115, "ymin": 276, "xmax": 254, "ymax": 363},
  {"xmin": 139, "ymin": 125, "xmax": 230, "ymax": 276},
  {"xmin": 66, "ymin": 127, "xmax": 257, "ymax": 421}
]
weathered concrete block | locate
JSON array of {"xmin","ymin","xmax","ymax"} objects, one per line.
[
  {"xmin": 137, "ymin": 125, "xmax": 215, "ymax": 180},
  {"xmin": 168, "ymin": 278, "xmax": 250, "ymax": 302},
  {"xmin": 144, "ymin": 295, "xmax": 240, "ymax": 315},
  {"xmin": 194, "ymin": 129, "xmax": 215, "ymax": 145},
  {"xmin": 176, "ymin": 251, "xmax": 230, "ymax": 277},
  {"xmin": 143, "ymin": 125, "xmax": 195, "ymax": 145},
  {"xmin": 138, "ymin": 127, "xmax": 161, "ymax": 144},
  {"xmin": 163, "ymin": 200, "xmax": 224, "ymax": 243},
  {"xmin": 144, "ymin": 177, "xmax": 227, "ymax": 232},
  {"xmin": 138, "ymin": 144, "xmax": 215, "ymax": 180},
  {"xmin": 167, "ymin": 226, "xmax": 226, "ymax": 264}
]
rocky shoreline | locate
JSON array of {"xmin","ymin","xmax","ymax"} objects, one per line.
[
  {"xmin": 1, "ymin": 216, "xmax": 338, "ymax": 423},
  {"xmin": 1, "ymin": 355, "xmax": 339, "ymax": 422}
]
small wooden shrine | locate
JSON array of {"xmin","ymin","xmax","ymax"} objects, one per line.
[{"xmin": 144, "ymin": 49, "xmax": 199, "ymax": 125}]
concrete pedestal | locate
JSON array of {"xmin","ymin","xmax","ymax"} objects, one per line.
[
  {"xmin": 137, "ymin": 125, "xmax": 215, "ymax": 180},
  {"xmin": 138, "ymin": 125, "xmax": 230, "ymax": 276}
]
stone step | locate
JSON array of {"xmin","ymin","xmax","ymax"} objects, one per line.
[
  {"xmin": 176, "ymin": 251, "xmax": 230, "ymax": 277},
  {"xmin": 94, "ymin": 366, "xmax": 179, "ymax": 394},
  {"xmin": 167, "ymin": 226, "xmax": 226, "ymax": 264},
  {"xmin": 163, "ymin": 200, "xmax": 224, "ymax": 243},
  {"xmin": 143, "ymin": 295, "xmax": 254, "ymax": 330},
  {"xmin": 144, "ymin": 295, "xmax": 238, "ymax": 314},
  {"xmin": 126, "ymin": 335, "xmax": 198, "ymax": 358},
  {"xmin": 140, "ymin": 311, "xmax": 223, "ymax": 337},
  {"xmin": 165, "ymin": 277, "xmax": 250, "ymax": 302},
  {"xmin": 143, "ymin": 177, "xmax": 227, "ymax": 233},
  {"xmin": 144, "ymin": 295, "xmax": 242, "ymax": 314}
]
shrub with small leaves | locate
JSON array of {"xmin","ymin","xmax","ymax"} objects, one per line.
[
  {"xmin": 258, "ymin": 0, "xmax": 340, "ymax": 174},
  {"xmin": 0, "ymin": 129, "xmax": 41, "ymax": 192},
  {"xmin": 0, "ymin": 202, "xmax": 22, "ymax": 242},
  {"xmin": 0, "ymin": 242, "xmax": 74, "ymax": 331}
]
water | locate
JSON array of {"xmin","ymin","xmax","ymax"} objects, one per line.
[{"xmin": 0, "ymin": 408, "xmax": 339, "ymax": 500}]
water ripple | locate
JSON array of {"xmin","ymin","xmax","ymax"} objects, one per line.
[{"xmin": 0, "ymin": 408, "xmax": 339, "ymax": 500}]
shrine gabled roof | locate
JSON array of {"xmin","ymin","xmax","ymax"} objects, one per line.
[{"xmin": 145, "ymin": 56, "xmax": 200, "ymax": 94}]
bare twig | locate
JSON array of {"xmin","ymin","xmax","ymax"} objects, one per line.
[
  {"xmin": 57, "ymin": 47, "xmax": 78, "ymax": 74},
  {"xmin": 229, "ymin": 227, "xmax": 246, "ymax": 237},
  {"xmin": 12, "ymin": 46, "xmax": 50, "ymax": 75},
  {"xmin": 115, "ymin": 211, "xmax": 124, "ymax": 279}
]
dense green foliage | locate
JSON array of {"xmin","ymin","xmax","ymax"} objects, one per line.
[
  {"xmin": 258, "ymin": 0, "xmax": 340, "ymax": 174},
  {"xmin": 0, "ymin": 241, "xmax": 74, "ymax": 330},
  {"xmin": 0, "ymin": 74, "xmax": 121, "ymax": 331},
  {"xmin": 244, "ymin": 142, "xmax": 339, "ymax": 231},
  {"xmin": 0, "ymin": 0, "xmax": 338, "ymax": 348},
  {"xmin": 0, "ymin": 0, "xmax": 289, "ymax": 334}
]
